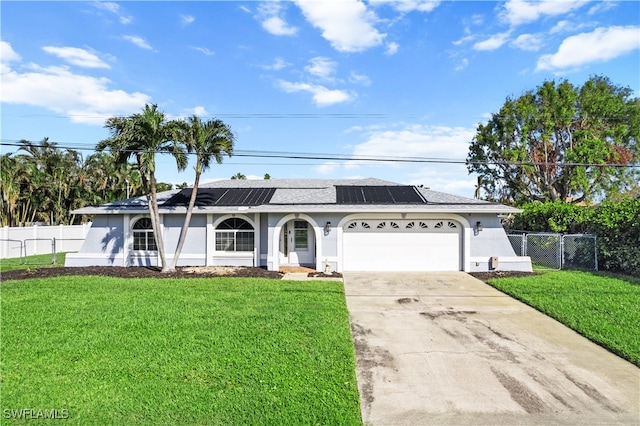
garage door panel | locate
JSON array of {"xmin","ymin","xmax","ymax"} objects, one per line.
[{"xmin": 343, "ymin": 223, "xmax": 461, "ymax": 272}]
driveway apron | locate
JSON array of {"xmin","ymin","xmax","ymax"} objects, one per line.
[{"xmin": 343, "ymin": 272, "xmax": 640, "ymax": 426}]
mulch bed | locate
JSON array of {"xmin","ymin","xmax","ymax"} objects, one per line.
[
  {"xmin": 2, "ymin": 267, "xmax": 529, "ymax": 282},
  {"xmin": 469, "ymin": 271, "xmax": 538, "ymax": 282},
  {"xmin": 1, "ymin": 266, "xmax": 283, "ymax": 281}
]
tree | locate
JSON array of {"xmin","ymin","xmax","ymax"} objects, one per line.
[
  {"xmin": 263, "ymin": 173, "xmax": 271, "ymax": 180},
  {"xmin": 16, "ymin": 138, "xmax": 84, "ymax": 225},
  {"xmin": 467, "ymin": 76, "xmax": 639, "ymax": 204},
  {"xmin": 97, "ymin": 104, "xmax": 187, "ymax": 272},
  {"xmin": 231, "ymin": 172, "xmax": 246, "ymax": 180},
  {"xmin": 170, "ymin": 116, "xmax": 235, "ymax": 270}
]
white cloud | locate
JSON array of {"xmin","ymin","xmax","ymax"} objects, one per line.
[
  {"xmin": 0, "ymin": 41, "xmax": 21, "ymax": 64},
  {"xmin": 350, "ymin": 125, "xmax": 475, "ymax": 161},
  {"xmin": 258, "ymin": 2, "xmax": 298, "ymax": 36},
  {"xmin": 385, "ymin": 41, "xmax": 399, "ymax": 55},
  {"xmin": 408, "ymin": 167, "xmax": 477, "ymax": 195},
  {"xmin": 175, "ymin": 106, "xmax": 208, "ymax": 120},
  {"xmin": 499, "ymin": 0, "xmax": 589, "ymax": 26},
  {"xmin": 123, "ymin": 35, "xmax": 153, "ymax": 50},
  {"xmin": 454, "ymin": 58, "xmax": 469, "ymax": 71},
  {"xmin": 276, "ymin": 80, "xmax": 353, "ymax": 106},
  {"xmin": 349, "ymin": 71, "xmax": 371, "ymax": 86},
  {"xmin": 180, "ymin": 14, "xmax": 195, "ymax": 25},
  {"xmin": 452, "ymin": 34, "xmax": 474, "ymax": 46},
  {"xmin": 42, "ymin": 46, "xmax": 110, "ymax": 69},
  {"xmin": 262, "ymin": 16, "xmax": 298, "ymax": 36},
  {"xmin": 2, "ymin": 61, "xmax": 150, "ymax": 125},
  {"xmin": 293, "ymin": 0, "xmax": 385, "ymax": 52},
  {"xmin": 192, "ymin": 106, "xmax": 208, "ymax": 116},
  {"xmin": 92, "ymin": 1, "xmax": 120, "ymax": 14},
  {"xmin": 1, "ymin": 43, "xmax": 147, "ymax": 125},
  {"xmin": 191, "ymin": 46, "xmax": 215, "ymax": 56},
  {"xmin": 261, "ymin": 57, "xmax": 289, "ymax": 71},
  {"xmin": 473, "ymin": 32, "xmax": 511, "ymax": 51},
  {"xmin": 588, "ymin": 1, "xmax": 617, "ymax": 15},
  {"xmin": 321, "ymin": 124, "xmax": 478, "ymax": 195},
  {"xmin": 314, "ymin": 161, "xmax": 341, "ymax": 175},
  {"xmin": 305, "ymin": 57, "xmax": 337, "ymax": 81},
  {"xmin": 550, "ymin": 20, "xmax": 570, "ymax": 34},
  {"xmin": 370, "ymin": 0, "xmax": 441, "ymax": 13},
  {"xmin": 549, "ymin": 19, "xmax": 594, "ymax": 34},
  {"xmin": 510, "ymin": 33, "xmax": 544, "ymax": 51},
  {"xmin": 536, "ymin": 25, "xmax": 640, "ymax": 72},
  {"xmin": 92, "ymin": 1, "xmax": 133, "ymax": 24}
]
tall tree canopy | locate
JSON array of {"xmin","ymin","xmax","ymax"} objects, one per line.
[
  {"xmin": 0, "ymin": 140, "xmax": 146, "ymax": 226},
  {"xmin": 467, "ymin": 76, "xmax": 639, "ymax": 204},
  {"xmin": 169, "ymin": 116, "xmax": 235, "ymax": 270},
  {"xmin": 97, "ymin": 104, "xmax": 187, "ymax": 272}
]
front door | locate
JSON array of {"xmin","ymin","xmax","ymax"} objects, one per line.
[{"xmin": 285, "ymin": 220, "xmax": 314, "ymax": 265}]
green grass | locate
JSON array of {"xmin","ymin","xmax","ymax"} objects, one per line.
[
  {"xmin": 1, "ymin": 276, "xmax": 362, "ymax": 425},
  {"xmin": 0, "ymin": 252, "xmax": 67, "ymax": 271},
  {"xmin": 486, "ymin": 270, "xmax": 640, "ymax": 366}
]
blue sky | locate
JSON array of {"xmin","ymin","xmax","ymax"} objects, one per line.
[{"xmin": 2, "ymin": 0, "xmax": 639, "ymax": 197}]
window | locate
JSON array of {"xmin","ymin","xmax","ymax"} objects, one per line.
[
  {"xmin": 132, "ymin": 218, "xmax": 157, "ymax": 251},
  {"xmin": 294, "ymin": 221, "xmax": 308, "ymax": 250},
  {"xmin": 215, "ymin": 218, "xmax": 254, "ymax": 252}
]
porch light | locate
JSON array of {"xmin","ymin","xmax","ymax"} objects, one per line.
[
  {"xmin": 324, "ymin": 221, "xmax": 332, "ymax": 235},
  {"xmin": 476, "ymin": 221, "xmax": 483, "ymax": 232}
]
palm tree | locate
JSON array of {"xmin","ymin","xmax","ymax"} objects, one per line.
[
  {"xmin": 231, "ymin": 172, "xmax": 246, "ymax": 180},
  {"xmin": 0, "ymin": 154, "xmax": 23, "ymax": 226},
  {"xmin": 97, "ymin": 104, "xmax": 187, "ymax": 272},
  {"xmin": 169, "ymin": 116, "xmax": 235, "ymax": 270},
  {"xmin": 17, "ymin": 138, "xmax": 84, "ymax": 225}
]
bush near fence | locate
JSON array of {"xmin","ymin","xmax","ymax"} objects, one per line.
[{"xmin": 510, "ymin": 199, "xmax": 640, "ymax": 276}]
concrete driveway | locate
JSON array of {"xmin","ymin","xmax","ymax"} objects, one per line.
[{"xmin": 343, "ymin": 272, "xmax": 639, "ymax": 425}]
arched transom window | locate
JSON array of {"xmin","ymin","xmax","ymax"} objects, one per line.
[
  {"xmin": 215, "ymin": 218, "xmax": 254, "ymax": 252},
  {"xmin": 132, "ymin": 217, "xmax": 157, "ymax": 251}
]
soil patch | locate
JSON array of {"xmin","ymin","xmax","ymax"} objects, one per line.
[{"xmin": 1, "ymin": 266, "xmax": 283, "ymax": 281}]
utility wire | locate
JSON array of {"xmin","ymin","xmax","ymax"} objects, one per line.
[{"xmin": 1, "ymin": 141, "xmax": 639, "ymax": 168}]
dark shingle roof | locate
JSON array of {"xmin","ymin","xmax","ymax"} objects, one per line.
[{"xmin": 73, "ymin": 178, "xmax": 520, "ymax": 214}]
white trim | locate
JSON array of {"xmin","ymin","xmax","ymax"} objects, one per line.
[
  {"xmin": 206, "ymin": 214, "xmax": 215, "ymax": 266},
  {"xmin": 211, "ymin": 214, "xmax": 257, "ymax": 264},
  {"xmin": 128, "ymin": 214, "xmax": 160, "ymax": 266},
  {"xmin": 123, "ymin": 214, "xmax": 130, "ymax": 267},
  {"xmin": 254, "ymin": 213, "xmax": 261, "ymax": 267},
  {"xmin": 337, "ymin": 213, "xmax": 471, "ymax": 272},
  {"xmin": 272, "ymin": 214, "xmax": 322, "ymax": 272}
]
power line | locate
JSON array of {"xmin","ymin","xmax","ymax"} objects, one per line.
[{"xmin": 1, "ymin": 141, "xmax": 639, "ymax": 168}]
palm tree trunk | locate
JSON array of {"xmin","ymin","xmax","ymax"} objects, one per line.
[
  {"xmin": 148, "ymin": 172, "xmax": 169, "ymax": 272},
  {"xmin": 169, "ymin": 171, "xmax": 201, "ymax": 270}
]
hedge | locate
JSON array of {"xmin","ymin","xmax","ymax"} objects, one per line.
[{"xmin": 510, "ymin": 199, "xmax": 640, "ymax": 276}]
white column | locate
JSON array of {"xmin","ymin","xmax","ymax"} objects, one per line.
[
  {"xmin": 123, "ymin": 214, "xmax": 130, "ymax": 267},
  {"xmin": 206, "ymin": 214, "xmax": 214, "ymax": 266},
  {"xmin": 254, "ymin": 213, "xmax": 261, "ymax": 267}
]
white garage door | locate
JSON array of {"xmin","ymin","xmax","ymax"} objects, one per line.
[{"xmin": 342, "ymin": 219, "xmax": 462, "ymax": 272}]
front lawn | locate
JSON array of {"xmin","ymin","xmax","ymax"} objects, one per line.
[
  {"xmin": 485, "ymin": 271, "xmax": 640, "ymax": 366},
  {"xmin": 0, "ymin": 252, "xmax": 67, "ymax": 271},
  {"xmin": 1, "ymin": 276, "xmax": 362, "ymax": 424}
]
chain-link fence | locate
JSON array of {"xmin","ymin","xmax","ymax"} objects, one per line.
[
  {"xmin": 507, "ymin": 232, "xmax": 597, "ymax": 271},
  {"xmin": 0, "ymin": 238, "xmax": 85, "ymax": 266}
]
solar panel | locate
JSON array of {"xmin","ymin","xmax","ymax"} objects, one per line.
[
  {"xmin": 217, "ymin": 188, "xmax": 276, "ymax": 206},
  {"xmin": 162, "ymin": 188, "xmax": 276, "ymax": 207},
  {"xmin": 336, "ymin": 186, "xmax": 426, "ymax": 204}
]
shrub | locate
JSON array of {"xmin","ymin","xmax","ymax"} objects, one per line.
[{"xmin": 510, "ymin": 199, "xmax": 640, "ymax": 276}]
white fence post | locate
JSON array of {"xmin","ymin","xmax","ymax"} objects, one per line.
[{"xmin": 0, "ymin": 223, "xmax": 93, "ymax": 259}]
